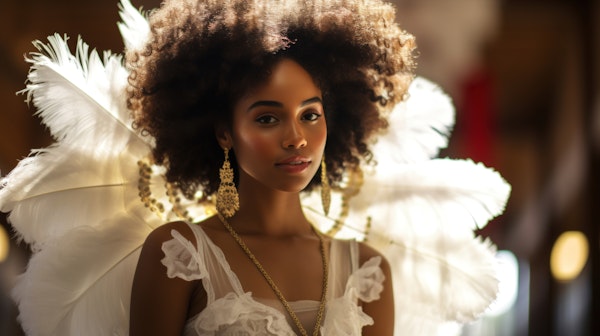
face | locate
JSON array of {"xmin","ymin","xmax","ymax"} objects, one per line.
[{"xmin": 221, "ymin": 58, "xmax": 327, "ymax": 193}]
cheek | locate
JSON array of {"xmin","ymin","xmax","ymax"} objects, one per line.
[
  {"xmin": 313, "ymin": 124, "xmax": 328, "ymax": 150},
  {"xmin": 240, "ymin": 136, "xmax": 274, "ymax": 157},
  {"xmin": 233, "ymin": 127, "xmax": 277, "ymax": 162}
]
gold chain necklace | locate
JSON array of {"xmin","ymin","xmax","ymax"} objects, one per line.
[{"xmin": 217, "ymin": 213, "xmax": 328, "ymax": 336}]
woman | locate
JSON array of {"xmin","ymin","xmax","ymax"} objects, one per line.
[{"xmin": 126, "ymin": 1, "xmax": 414, "ymax": 334}]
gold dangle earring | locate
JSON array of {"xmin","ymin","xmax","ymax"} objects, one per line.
[
  {"xmin": 320, "ymin": 155, "xmax": 331, "ymax": 216},
  {"xmin": 216, "ymin": 148, "xmax": 239, "ymax": 218}
]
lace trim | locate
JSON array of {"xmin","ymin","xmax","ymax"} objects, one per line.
[{"xmin": 191, "ymin": 292, "xmax": 296, "ymax": 335}]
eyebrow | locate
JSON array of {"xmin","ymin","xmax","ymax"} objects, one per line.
[{"xmin": 247, "ymin": 96, "xmax": 322, "ymax": 112}]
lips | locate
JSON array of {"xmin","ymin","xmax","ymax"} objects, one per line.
[
  {"xmin": 276, "ymin": 156, "xmax": 311, "ymax": 166},
  {"xmin": 275, "ymin": 156, "xmax": 312, "ymax": 173}
]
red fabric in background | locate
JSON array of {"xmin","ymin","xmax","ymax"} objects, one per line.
[
  {"xmin": 460, "ymin": 67, "xmax": 495, "ymax": 168},
  {"xmin": 460, "ymin": 67, "xmax": 501, "ymax": 238}
]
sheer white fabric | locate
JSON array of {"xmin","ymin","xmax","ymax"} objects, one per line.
[{"xmin": 161, "ymin": 222, "xmax": 384, "ymax": 335}]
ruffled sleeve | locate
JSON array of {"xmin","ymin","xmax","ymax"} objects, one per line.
[
  {"xmin": 346, "ymin": 256, "xmax": 384, "ymax": 302},
  {"xmin": 321, "ymin": 256, "xmax": 385, "ymax": 335},
  {"xmin": 161, "ymin": 229, "xmax": 207, "ymax": 281}
]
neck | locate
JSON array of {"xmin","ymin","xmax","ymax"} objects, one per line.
[{"xmin": 226, "ymin": 178, "xmax": 312, "ymax": 236}]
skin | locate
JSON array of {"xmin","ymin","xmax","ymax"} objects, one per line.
[{"xmin": 130, "ymin": 58, "xmax": 394, "ymax": 335}]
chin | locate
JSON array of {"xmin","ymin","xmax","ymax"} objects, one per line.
[{"xmin": 274, "ymin": 180, "xmax": 314, "ymax": 193}]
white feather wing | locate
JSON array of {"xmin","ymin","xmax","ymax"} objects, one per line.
[
  {"xmin": 0, "ymin": 8, "xmax": 157, "ymax": 335},
  {"xmin": 307, "ymin": 158, "xmax": 509, "ymax": 328},
  {"xmin": 387, "ymin": 234, "xmax": 499, "ymax": 331},
  {"xmin": 307, "ymin": 78, "xmax": 511, "ymax": 332},
  {"xmin": 0, "ymin": 34, "xmax": 152, "ymax": 248},
  {"xmin": 353, "ymin": 159, "xmax": 510, "ymax": 234},
  {"xmin": 22, "ymin": 34, "xmax": 144, "ymax": 149},
  {"xmin": 378, "ymin": 76, "xmax": 455, "ymax": 164},
  {"xmin": 12, "ymin": 215, "xmax": 151, "ymax": 336},
  {"xmin": 0, "ymin": 144, "xmax": 154, "ymax": 247}
]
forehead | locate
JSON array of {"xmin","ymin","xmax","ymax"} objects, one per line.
[{"xmin": 237, "ymin": 58, "xmax": 322, "ymax": 107}]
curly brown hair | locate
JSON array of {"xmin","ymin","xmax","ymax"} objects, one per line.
[{"xmin": 127, "ymin": 0, "xmax": 415, "ymax": 198}]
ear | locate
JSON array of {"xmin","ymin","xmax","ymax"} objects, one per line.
[{"xmin": 215, "ymin": 123, "xmax": 233, "ymax": 150}]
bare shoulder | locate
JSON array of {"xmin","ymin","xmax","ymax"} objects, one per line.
[
  {"xmin": 143, "ymin": 220, "xmax": 196, "ymax": 249},
  {"xmin": 358, "ymin": 241, "xmax": 395, "ymax": 336},
  {"xmin": 357, "ymin": 241, "xmax": 390, "ymax": 268},
  {"xmin": 144, "ymin": 215, "xmax": 224, "ymax": 250},
  {"xmin": 131, "ymin": 220, "xmax": 201, "ymax": 335}
]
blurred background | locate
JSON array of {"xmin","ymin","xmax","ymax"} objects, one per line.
[{"xmin": 0, "ymin": 0, "xmax": 598, "ymax": 335}]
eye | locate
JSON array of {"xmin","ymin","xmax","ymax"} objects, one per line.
[
  {"xmin": 302, "ymin": 110, "xmax": 322, "ymax": 122},
  {"xmin": 255, "ymin": 115, "xmax": 278, "ymax": 124}
]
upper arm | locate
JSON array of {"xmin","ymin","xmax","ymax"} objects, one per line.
[
  {"xmin": 129, "ymin": 222, "xmax": 197, "ymax": 336},
  {"xmin": 359, "ymin": 242, "xmax": 395, "ymax": 336}
]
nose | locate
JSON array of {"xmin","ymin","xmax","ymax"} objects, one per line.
[{"xmin": 282, "ymin": 121, "xmax": 307, "ymax": 149}]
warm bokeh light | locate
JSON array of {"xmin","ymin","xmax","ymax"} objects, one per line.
[
  {"xmin": 550, "ymin": 231, "xmax": 589, "ymax": 281},
  {"xmin": 0, "ymin": 225, "xmax": 9, "ymax": 263}
]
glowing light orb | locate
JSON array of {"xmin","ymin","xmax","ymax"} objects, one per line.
[{"xmin": 550, "ymin": 231, "xmax": 589, "ymax": 281}]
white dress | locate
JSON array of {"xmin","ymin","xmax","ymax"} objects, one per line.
[{"xmin": 160, "ymin": 222, "xmax": 385, "ymax": 335}]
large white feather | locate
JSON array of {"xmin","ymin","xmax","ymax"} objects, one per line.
[
  {"xmin": 353, "ymin": 159, "xmax": 510, "ymax": 233},
  {"xmin": 117, "ymin": 0, "xmax": 151, "ymax": 52},
  {"xmin": 377, "ymin": 77, "xmax": 456, "ymax": 164},
  {"xmin": 0, "ymin": 34, "xmax": 152, "ymax": 248},
  {"xmin": 12, "ymin": 214, "xmax": 151, "ymax": 336},
  {"xmin": 385, "ymin": 234, "xmax": 499, "ymax": 330},
  {"xmin": 0, "ymin": 145, "xmax": 150, "ymax": 248},
  {"xmin": 22, "ymin": 34, "xmax": 147, "ymax": 150}
]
